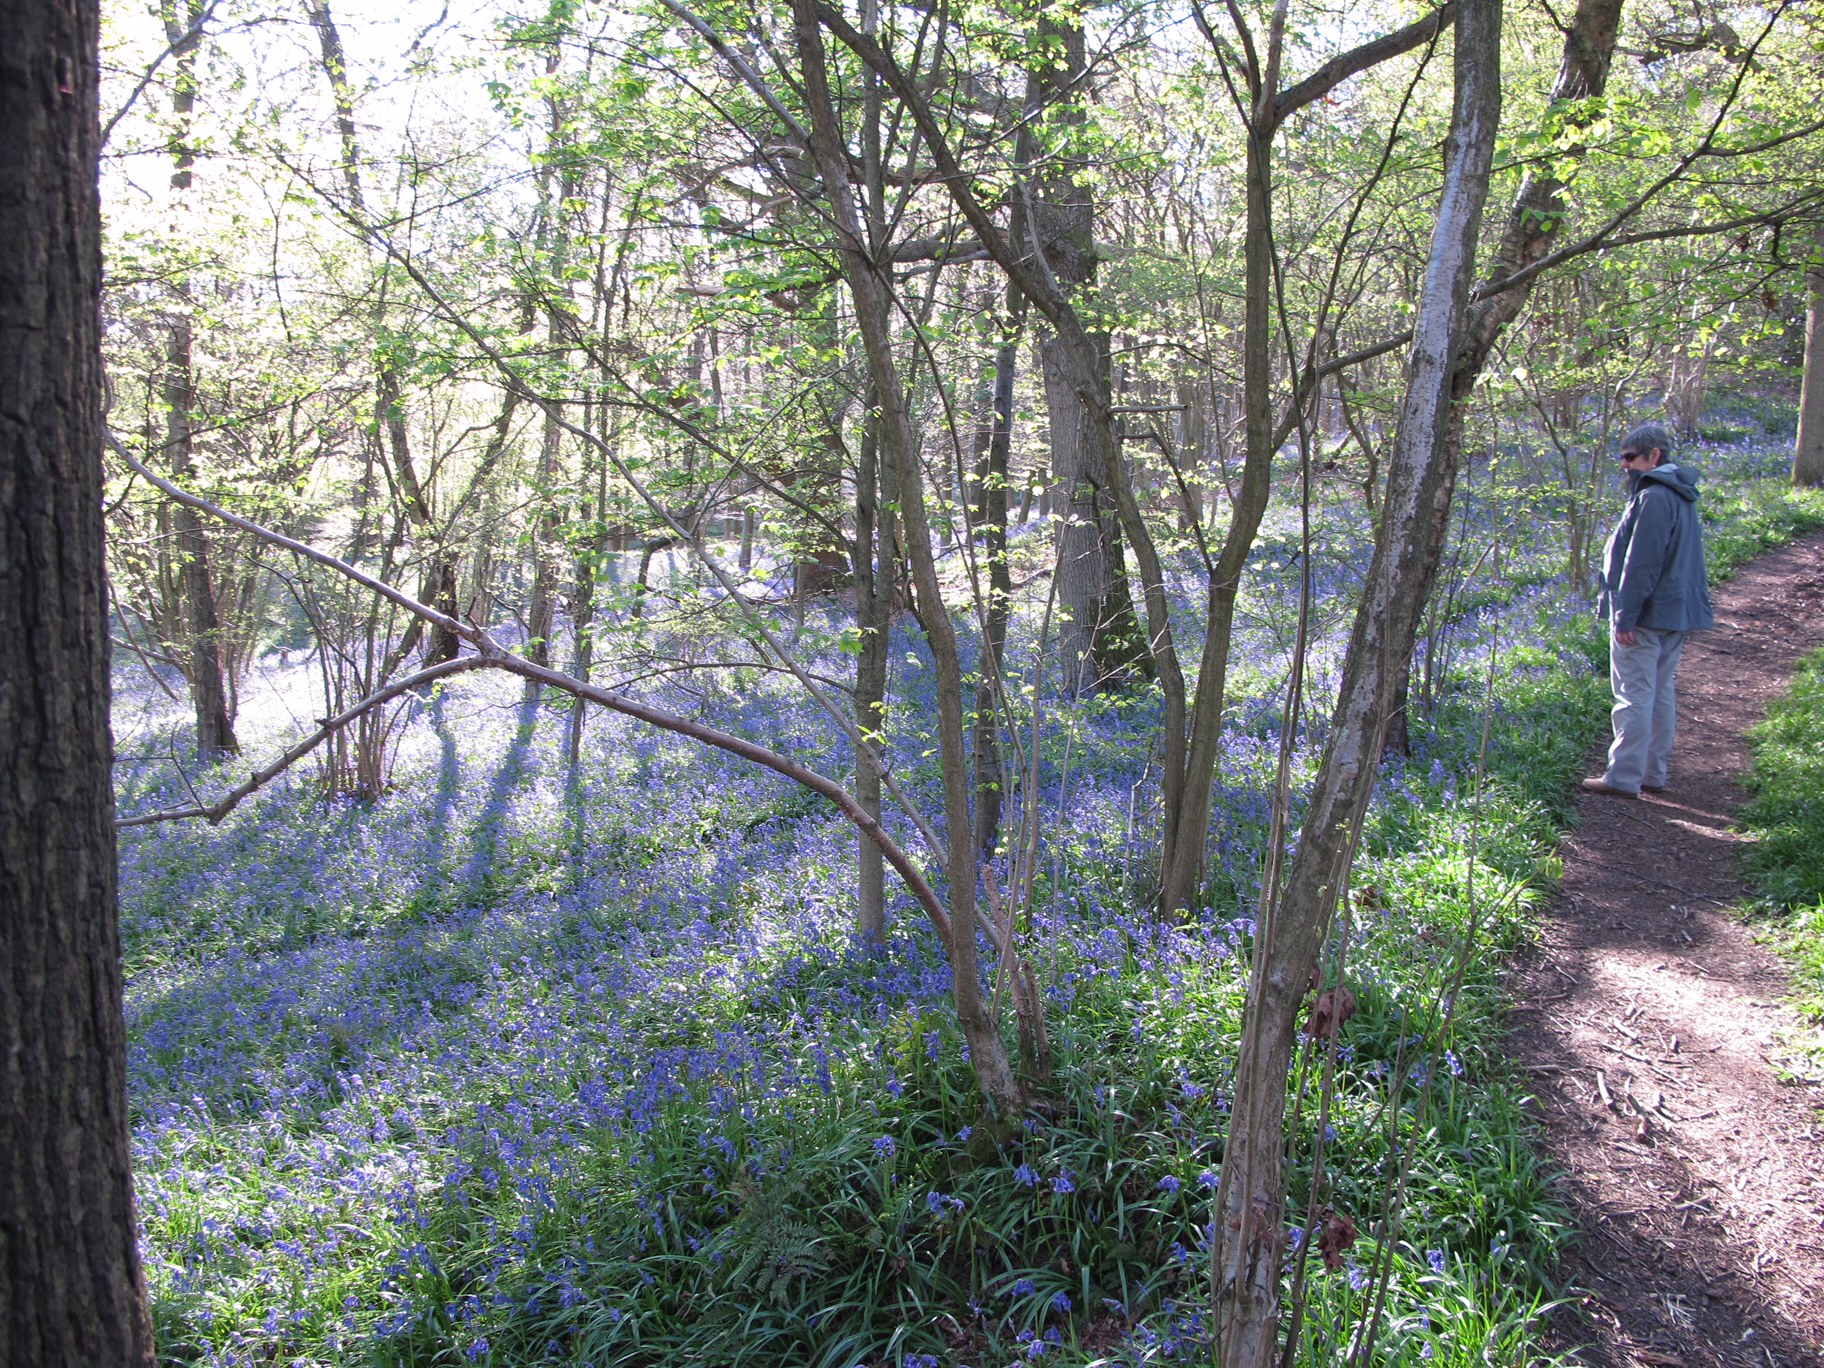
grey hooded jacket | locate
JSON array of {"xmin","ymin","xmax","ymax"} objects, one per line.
[{"xmin": 1599, "ymin": 462, "xmax": 1715, "ymax": 634}]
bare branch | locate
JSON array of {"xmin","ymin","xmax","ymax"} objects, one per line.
[
  {"xmin": 107, "ymin": 431, "xmax": 471, "ymax": 644},
  {"xmin": 118, "ymin": 656, "xmax": 487, "ymax": 828},
  {"xmin": 808, "ymin": 0, "xmax": 1069, "ymax": 328},
  {"xmin": 1274, "ymin": 4, "xmax": 1456, "ymax": 126},
  {"xmin": 100, "ymin": 0, "xmax": 222, "ymax": 149},
  {"xmin": 655, "ymin": 0, "xmax": 812, "ymax": 146},
  {"xmin": 106, "ymin": 425, "xmax": 955, "ymax": 950}
]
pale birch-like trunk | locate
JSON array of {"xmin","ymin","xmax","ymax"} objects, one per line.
[
  {"xmin": 1795, "ymin": 222, "xmax": 1824, "ymax": 487},
  {"xmin": 1211, "ymin": 4, "xmax": 1502, "ymax": 1361}
]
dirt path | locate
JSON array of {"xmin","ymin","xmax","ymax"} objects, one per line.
[{"xmin": 1511, "ymin": 530, "xmax": 1824, "ymax": 1368}]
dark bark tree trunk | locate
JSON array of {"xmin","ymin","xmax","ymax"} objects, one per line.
[
  {"xmin": 525, "ymin": 49, "xmax": 580, "ymax": 692},
  {"xmin": 1210, "ymin": 5, "xmax": 1502, "ymax": 1361},
  {"xmin": 1023, "ymin": 14, "xmax": 1148, "ymax": 695},
  {"xmin": 164, "ymin": 314, "xmax": 240, "ymax": 758},
  {"xmin": 161, "ymin": 0, "xmax": 238, "ymax": 760},
  {"xmin": 566, "ymin": 401, "xmax": 610, "ymax": 768},
  {"xmin": 630, "ymin": 538, "xmax": 670, "ymax": 619},
  {"xmin": 974, "ymin": 290, "xmax": 1024, "ymax": 859},
  {"xmin": 1796, "ymin": 222, "xmax": 1824, "ymax": 487},
  {"xmin": 0, "ymin": 0, "xmax": 156, "ymax": 1355}
]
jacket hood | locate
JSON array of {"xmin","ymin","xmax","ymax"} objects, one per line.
[{"xmin": 1636, "ymin": 462, "xmax": 1701, "ymax": 502}]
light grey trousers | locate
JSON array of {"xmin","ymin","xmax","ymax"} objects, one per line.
[{"xmin": 1604, "ymin": 627, "xmax": 1687, "ymax": 793}]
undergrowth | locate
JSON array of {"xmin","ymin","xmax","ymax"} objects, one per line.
[
  {"xmin": 1713, "ymin": 484, "xmax": 1824, "ymax": 1081},
  {"xmin": 121, "ymin": 463, "xmax": 1822, "ymax": 1366},
  {"xmin": 1740, "ymin": 636, "xmax": 1824, "ymax": 1085}
]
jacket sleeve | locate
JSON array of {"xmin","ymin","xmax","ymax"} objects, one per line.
[{"xmin": 1612, "ymin": 487, "xmax": 1674, "ymax": 632}]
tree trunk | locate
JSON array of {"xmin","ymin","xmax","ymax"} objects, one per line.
[
  {"xmin": 1386, "ymin": 0, "xmax": 1624, "ymax": 759},
  {"xmin": 0, "ymin": 0, "xmax": 157, "ymax": 1353},
  {"xmin": 164, "ymin": 312, "xmax": 240, "ymax": 758},
  {"xmin": 525, "ymin": 52, "xmax": 580, "ymax": 692},
  {"xmin": 1152, "ymin": 97, "xmax": 1281, "ymax": 917},
  {"xmin": 974, "ymin": 292, "xmax": 1024, "ymax": 859},
  {"xmin": 1795, "ymin": 222, "xmax": 1824, "ymax": 487},
  {"xmin": 1147, "ymin": 1, "xmax": 1456, "ymax": 917},
  {"xmin": 852, "ymin": 406, "xmax": 893, "ymax": 946},
  {"xmin": 794, "ymin": 0, "xmax": 1024, "ymax": 1113},
  {"xmin": 1024, "ymin": 14, "xmax": 1148, "ymax": 695},
  {"xmin": 1211, "ymin": 3, "xmax": 1502, "ymax": 1359},
  {"xmin": 1175, "ymin": 368, "xmax": 1207, "ymax": 530},
  {"xmin": 631, "ymin": 538, "xmax": 668, "ymax": 619},
  {"xmin": 524, "ymin": 404, "xmax": 562, "ymax": 675},
  {"xmin": 162, "ymin": 0, "xmax": 237, "ymax": 760}
]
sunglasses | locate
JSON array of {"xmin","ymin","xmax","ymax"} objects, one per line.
[{"xmin": 1618, "ymin": 450, "xmax": 1647, "ymax": 463}]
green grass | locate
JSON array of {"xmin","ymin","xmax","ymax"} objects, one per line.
[
  {"xmin": 1740, "ymin": 642, "xmax": 1824, "ymax": 1084},
  {"xmin": 1700, "ymin": 483, "xmax": 1824, "ymax": 580}
]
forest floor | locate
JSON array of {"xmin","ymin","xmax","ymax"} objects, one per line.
[{"xmin": 1515, "ymin": 529, "xmax": 1824, "ymax": 1368}]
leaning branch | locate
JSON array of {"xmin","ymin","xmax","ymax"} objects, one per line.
[
  {"xmin": 1273, "ymin": 4, "xmax": 1456, "ymax": 126},
  {"xmin": 106, "ymin": 431, "xmax": 955, "ymax": 950},
  {"xmin": 118, "ymin": 655, "xmax": 487, "ymax": 827},
  {"xmin": 100, "ymin": 0, "xmax": 222, "ymax": 149}
]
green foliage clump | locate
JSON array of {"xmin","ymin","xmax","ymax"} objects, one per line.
[
  {"xmin": 1743, "ymin": 646, "xmax": 1824, "ymax": 909},
  {"xmin": 1740, "ymin": 643, "xmax": 1824, "ymax": 1080},
  {"xmin": 1700, "ymin": 485, "xmax": 1824, "ymax": 582}
]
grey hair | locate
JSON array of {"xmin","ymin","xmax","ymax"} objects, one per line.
[{"xmin": 1620, "ymin": 421, "xmax": 1676, "ymax": 462}]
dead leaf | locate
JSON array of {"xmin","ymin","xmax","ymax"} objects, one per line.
[
  {"xmin": 1316, "ymin": 1209, "xmax": 1357, "ymax": 1271},
  {"xmin": 1303, "ymin": 985, "xmax": 1358, "ymax": 1040}
]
